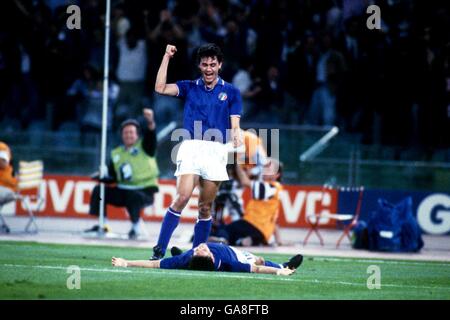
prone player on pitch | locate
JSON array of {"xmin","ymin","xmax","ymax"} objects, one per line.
[{"xmin": 114, "ymin": 242, "xmax": 303, "ymax": 276}]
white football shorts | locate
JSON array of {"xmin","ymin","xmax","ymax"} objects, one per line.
[
  {"xmin": 174, "ymin": 139, "xmax": 229, "ymax": 181},
  {"xmin": 229, "ymin": 246, "xmax": 257, "ymax": 265}
]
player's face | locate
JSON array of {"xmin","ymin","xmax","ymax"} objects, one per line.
[
  {"xmin": 193, "ymin": 243, "xmax": 214, "ymax": 260},
  {"xmin": 121, "ymin": 125, "xmax": 139, "ymax": 147},
  {"xmin": 198, "ymin": 57, "xmax": 222, "ymax": 86}
]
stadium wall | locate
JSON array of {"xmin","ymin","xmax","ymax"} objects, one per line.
[{"xmin": 4, "ymin": 175, "xmax": 449, "ymax": 235}]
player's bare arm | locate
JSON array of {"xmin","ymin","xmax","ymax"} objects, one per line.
[
  {"xmin": 112, "ymin": 257, "xmax": 161, "ymax": 268},
  {"xmin": 154, "ymin": 44, "xmax": 179, "ymax": 96},
  {"xmin": 230, "ymin": 116, "xmax": 243, "ymax": 148},
  {"xmin": 251, "ymin": 264, "xmax": 295, "ymax": 276}
]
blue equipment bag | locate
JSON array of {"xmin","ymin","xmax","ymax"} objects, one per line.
[{"xmin": 366, "ymin": 197, "xmax": 423, "ymax": 252}]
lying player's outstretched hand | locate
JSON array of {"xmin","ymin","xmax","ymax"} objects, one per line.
[
  {"xmin": 276, "ymin": 267, "xmax": 296, "ymax": 276},
  {"xmin": 112, "ymin": 257, "xmax": 127, "ymax": 268}
]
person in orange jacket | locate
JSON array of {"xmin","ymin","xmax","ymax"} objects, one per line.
[
  {"xmin": 0, "ymin": 142, "xmax": 18, "ymax": 204},
  {"xmin": 209, "ymin": 158, "xmax": 284, "ymax": 247}
]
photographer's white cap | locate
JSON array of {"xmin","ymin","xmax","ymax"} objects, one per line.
[{"xmin": 0, "ymin": 150, "xmax": 10, "ymax": 163}]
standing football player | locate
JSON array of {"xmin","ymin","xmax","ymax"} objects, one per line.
[{"xmin": 151, "ymin": 43, "xmax": 243, "ymax": 259}]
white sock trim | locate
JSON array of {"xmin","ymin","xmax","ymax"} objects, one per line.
[{"xmin": 168, "ymin": 209, "xmax": 181, "ymax": 217}]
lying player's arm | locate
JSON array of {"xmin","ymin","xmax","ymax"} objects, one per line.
[
  {"xmin": 251, "ymin": 265, "xmax": 295, "ymax": 276},
  {"xmin": 154, "ymin": 44, "xmax": 179, "ymax": 96},
  {"xmin": 112, "ymin": 257, "xmax": 160, "ymax": 268}
]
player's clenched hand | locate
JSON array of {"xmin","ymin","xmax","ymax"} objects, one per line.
[
  {"xmin": 112, "ymin": 257, "xmax": 128, "ymax": 268},
  {"xmin": 165, "ymin": 44, "xmax": 177, "ymax": 58},
  {"xmin": 276, "ymin": 267, "xmax": 295, "ymax": 276},
  {"xmin": 231, "ymin": 128, "xmax": 243, "ymax": 148}
]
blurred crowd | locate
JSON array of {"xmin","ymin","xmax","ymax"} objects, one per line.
[{"xmin": 0, "ymin": 0, "xmax": 449, "ymax": 156}]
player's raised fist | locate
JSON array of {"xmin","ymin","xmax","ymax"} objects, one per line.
[{"xmin": 165, "ymin": 44, "xmax": 177, "ymax": 58}]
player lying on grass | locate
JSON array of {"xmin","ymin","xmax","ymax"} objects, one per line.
[{"xmin": 112, "ymin": 242, "xmax": 303, "ymax": 276}]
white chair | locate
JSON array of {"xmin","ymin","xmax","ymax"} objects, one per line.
[
  {"xmin": 0, "ymin": 160, "xmax": 45, "ymax": 233},
  {"xmin": 303, "ymin": 184, "xmax": 364, "ymax": 248}
]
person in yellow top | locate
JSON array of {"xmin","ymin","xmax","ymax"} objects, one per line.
[
  {"xmin": 0, "ymin": 142, "xmax": 18, "ymax": 205},
  {"xmin": 209, "ymin": 157, "xmax": 283, "ymax": 246}
]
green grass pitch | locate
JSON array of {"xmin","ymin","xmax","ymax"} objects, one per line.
[{"xmin": 0, "ymin": 241, "xmax": 449, "ymax": 299}]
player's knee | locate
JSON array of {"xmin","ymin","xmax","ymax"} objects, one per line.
[
  {"xmin": 173, "ymin": 193, "xmax": 191, "ymax": 210},
  {"xmin": 198, "ymin": 202, "xmax": 212, "ymax": 219}
]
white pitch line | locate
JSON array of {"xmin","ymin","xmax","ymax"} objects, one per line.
[
  {"xmin": 1, "ymin": 263, "xmax": 133, "ymax": 273},
  {"xmin": 1, "ymin": 263, "xmax": 450, "ymax": 291},
  {"xmin": 309, "ymin": 257, "xmax": 450, "ymax": 267}
]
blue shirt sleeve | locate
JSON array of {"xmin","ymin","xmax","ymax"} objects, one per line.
[
  {"xmin": 229, "ymin": 86, "xmax": 243, "ymax": 116},
  {"xmin": 159, "ymin": 250, "xmax": 193, "ymax": 269},
  {"xmin": 229, "ymin": 261, "xmax": 252, "ymax": 273},
  {"xmin": 176, "ymin": 80, "xmax": 191, "ymax": 99}
]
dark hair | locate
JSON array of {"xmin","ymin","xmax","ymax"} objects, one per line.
[
  {"xmin": 196, "ymin": 43, "xmax": 223, "ymax": 64},
  {"xmin": 120, "ymin": 119, "xmax": 140, "ymax": 133},
  {"xmin": 188, "ymin": 255, "xmax": 215, "ymax": 271}
]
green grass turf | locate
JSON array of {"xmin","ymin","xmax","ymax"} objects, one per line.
[{"xmin": 0, "ymin": 241, "xmax": 449, "ymax": 300}]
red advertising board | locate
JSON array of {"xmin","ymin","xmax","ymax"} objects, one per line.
[{"xmin": 16, "ymin": 175, "xmax": 338, "ymax": 228}]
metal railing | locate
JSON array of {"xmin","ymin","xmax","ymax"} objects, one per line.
[{"xmin": 2, "ymin": 124, "xmax": 449, "ymax": 192}]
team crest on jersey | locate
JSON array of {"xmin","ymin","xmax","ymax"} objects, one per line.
[{"xmin": 218, "ymin": 92, "xmax": 228, "ymax": 101}]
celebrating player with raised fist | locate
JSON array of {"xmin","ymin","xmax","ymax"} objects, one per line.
[{"xmin": 151, "ymin": 43, "xmax": 243, "ymax": 260}]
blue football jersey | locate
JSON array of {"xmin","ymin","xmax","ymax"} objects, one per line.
[
  {"xmin": 176, "ymin": 77, "xmax": 242, "ymax": 144},
  {"xmin": 159, "ymin": 243, "xmax": 251, "ymax": 273}
]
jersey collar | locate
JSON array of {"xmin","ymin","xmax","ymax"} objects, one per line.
[{"xmin": 196, "ymin": 77, "xmax": 225, "ymax": 91}]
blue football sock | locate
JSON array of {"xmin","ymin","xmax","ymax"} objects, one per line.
[
  {"xmin": 264, "ymin": 260, "xmax": 283, "ymax": 269},
  {"xmin": 192, "ymin": 217, "xmax": 212, "ymax": 248},
  {"xmin": 156, "ymin": 208, "xmax": 181, "ymax": 254}
]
